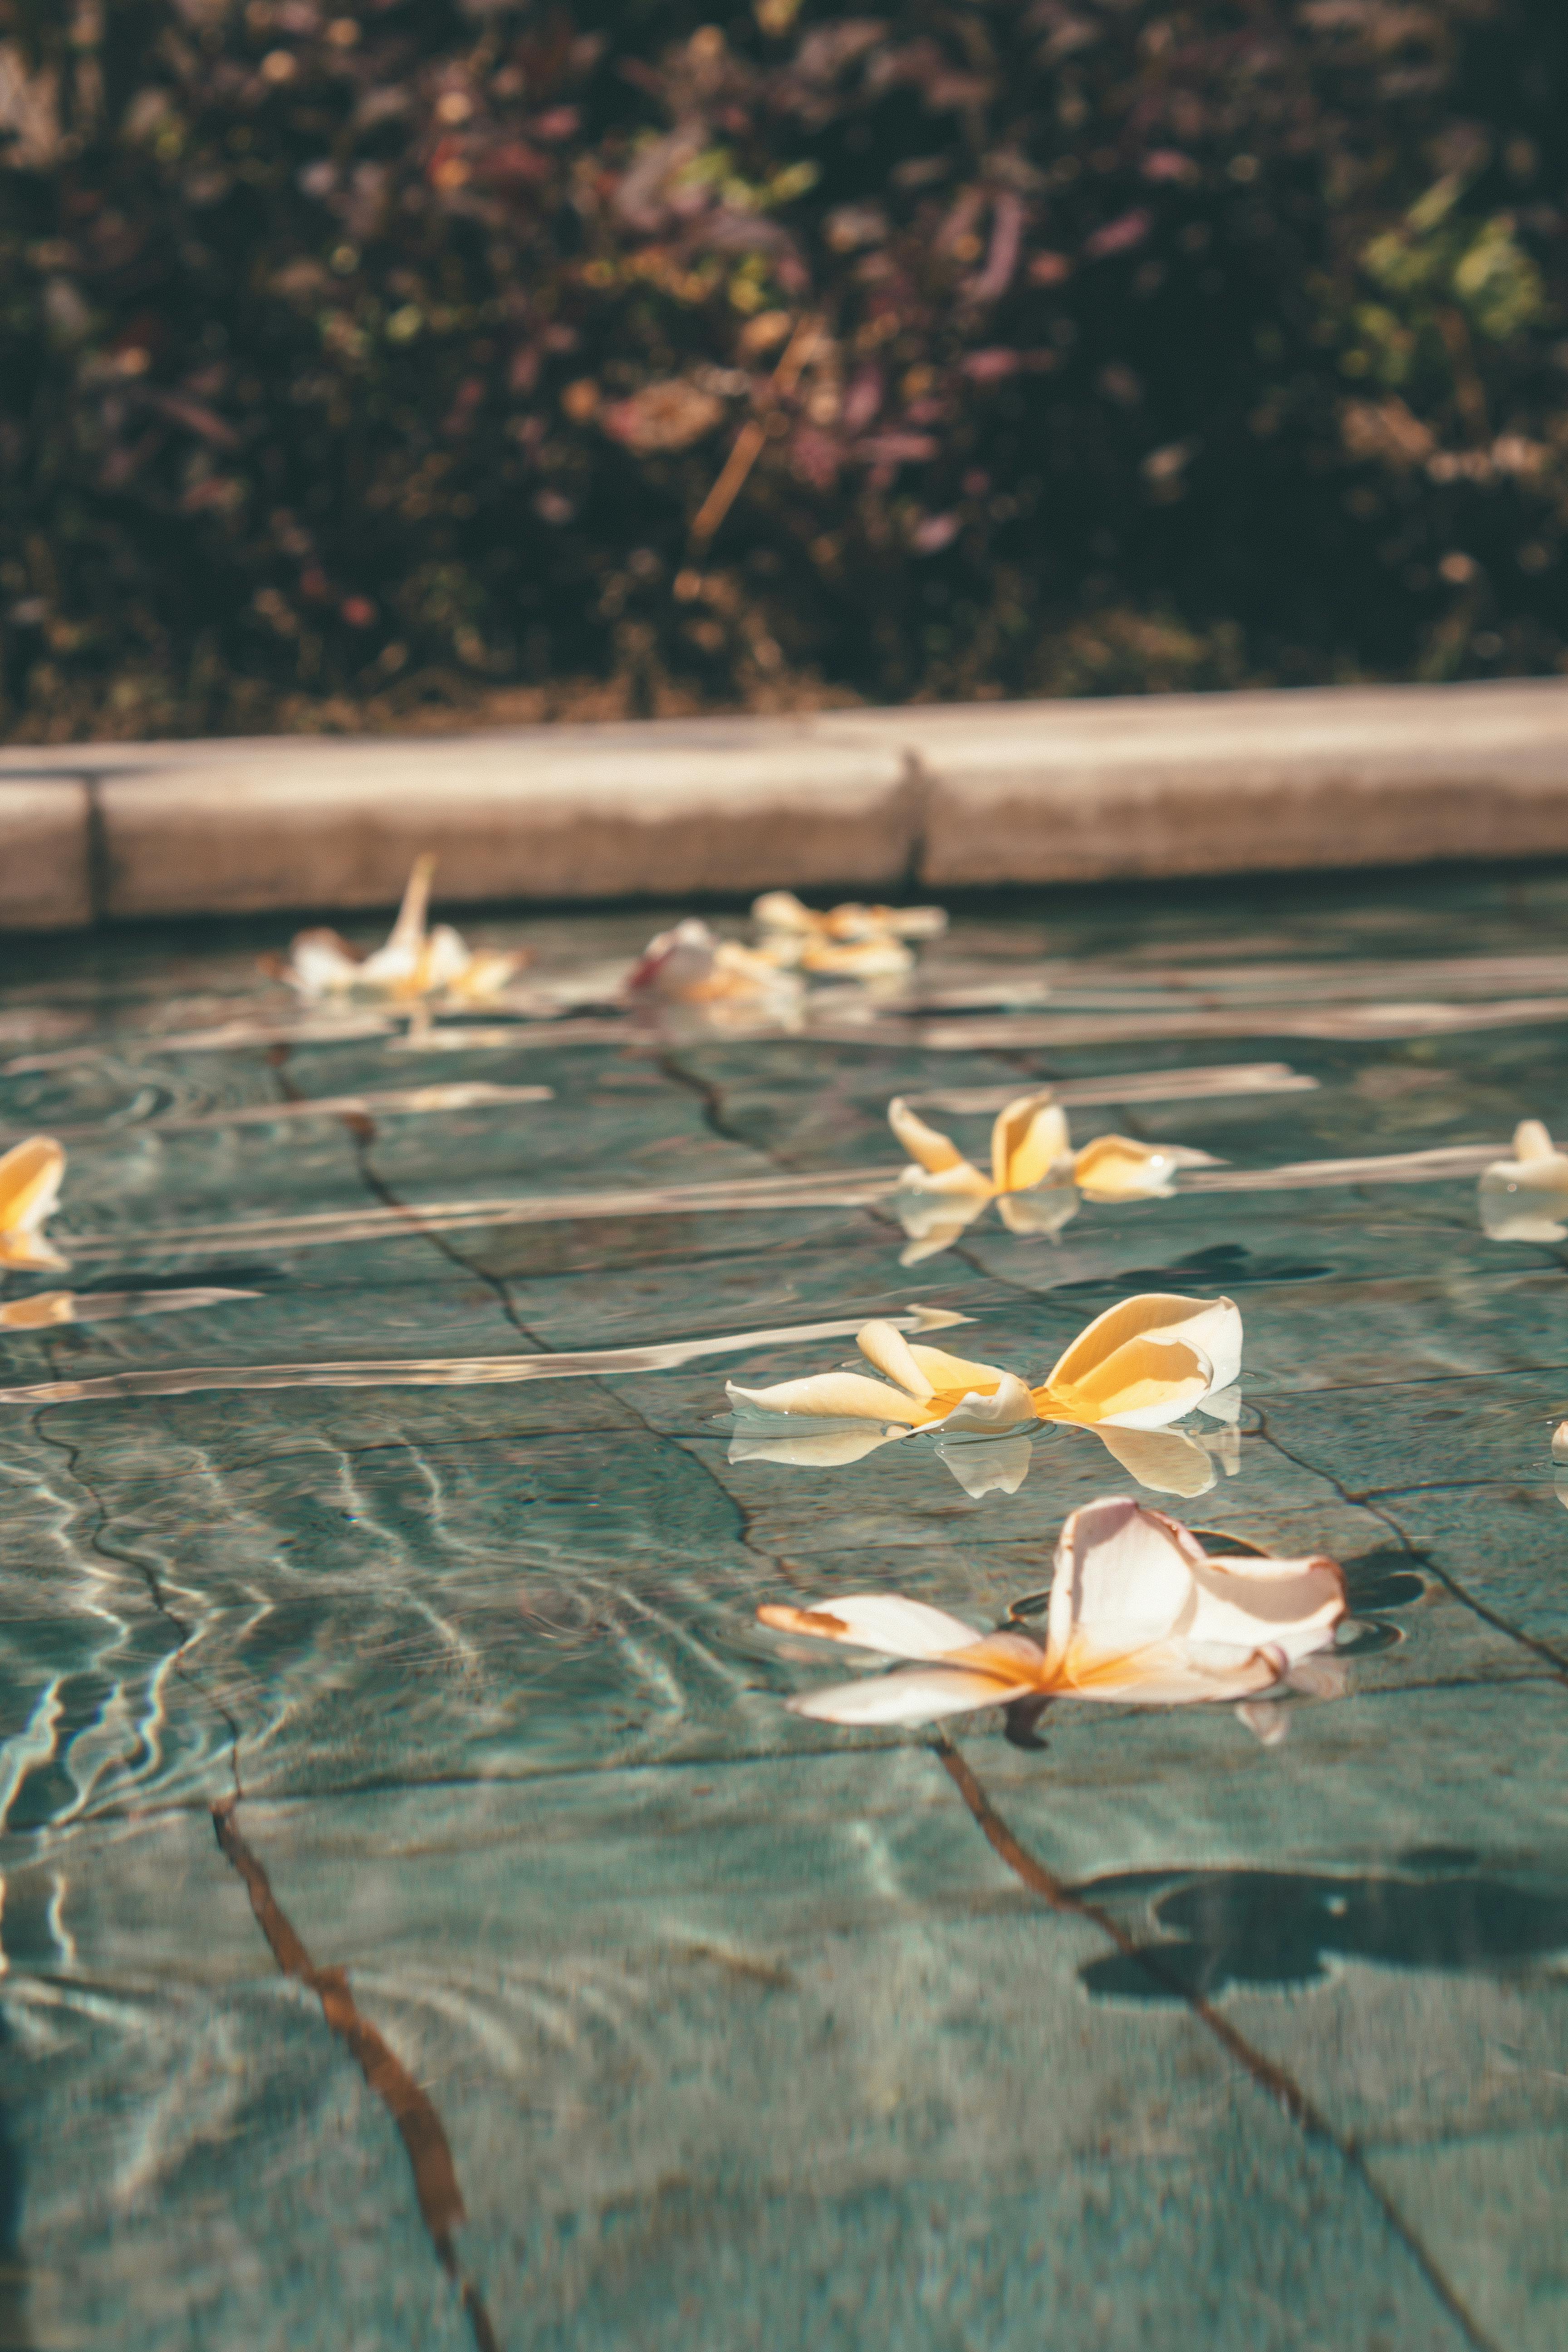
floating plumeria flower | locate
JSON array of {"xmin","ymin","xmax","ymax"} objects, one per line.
[
  {"xmin": 282, "ymin": 855, "xmax": 528, "ymax": 1004},
  {"xmin": 727, "ymin": 1290, "xmax": 1241, "ymax": 1496},
  {"xmin": 0, "ymin": 1137, "xmax": 69, "ymax": 1273},
  {"xmin": 752, "ymin": 890, "xmax": 947, "ymax": 978},
  {"xmin": 624, "ymin": 917, "xmax": 804, "ymax": 1024},
  {"xmin": 887, "ymin": 1091, "xmax": 1220, "ymax": 1263},
  {"xmin": 756, "ymin": 1496, "xmax": 1346, "ymax": 1731},
  {"xmin": 1479, "ymin": 1119, "xmax": 1568, "ymax": 1242}
]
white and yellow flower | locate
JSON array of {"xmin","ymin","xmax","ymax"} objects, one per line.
[
  {"xmin": 727, "ymin": 1290, "xmax": 1241, "ymax": 1496},
  {"xmin": 1479, "ymin": 1118, "xmax": 1568, "ymax": 1242},
  {"xmin": 0, "ymin": 1137, "xmax": 69, "ymax": 1273},
  {"xmin": 624, "ymin": 916, "xmax": 805, "ymax": 1023},
  {"xmin": 887, "ymin": 1090, "xmax": 1220, "ymax": 1263},
  {"xmin": 752, "ymin": 890, "xmax": 946, "ymax": 977},
  {"xmin": 283, "ymin": 856, "xmax": 528, "ymax": 1005},
  {"xmin": 757, "ymin": 1495, "xmax": 1346, "ymax": 1725}
]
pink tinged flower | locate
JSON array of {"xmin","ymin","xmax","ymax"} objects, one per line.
[
  {"xmin": 623, "ymin": 917, "xmax": 804, "ymax": 1024},
  {"xmin": 757, "ymin": 1498, "xmax": 1345, "ymax": 1727},
  {"xmin": 0, "ymin": 1137, "xmax": 69, "ymax": 1273},
  {"xmin": 1480, "ymin": 1118, "xmax": 1568, "ymax": 1242}
]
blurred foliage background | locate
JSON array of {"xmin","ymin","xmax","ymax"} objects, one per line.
[{"xmin": 1, "ymin": 0, "xmax": 1566, "ymax": 738}]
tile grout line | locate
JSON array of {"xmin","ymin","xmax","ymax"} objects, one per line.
[
  {"xmin": 933, "ymin": 1734, "xmax": 1500, "ymax": 2352},
  {"xmin": 211, "ymin": 1798, "xmax": 501, "ymax": 2352},
  {"xmin": 1251, "ymin": 1412, "xmax": 1568, "ymax": 1682}
]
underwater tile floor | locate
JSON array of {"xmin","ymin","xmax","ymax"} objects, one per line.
[{"xmin": 2, "ymin": 866, "xmax": 1568, "ymax": 2348}]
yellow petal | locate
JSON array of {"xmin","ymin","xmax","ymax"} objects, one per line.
[
  {"xmin": 991, "ymin": 1093, "xmax": 1070, "ymax": 1194},
  {"xmin": 1042, "ymin": 1334, "xmax": 1209, "ymax": 1429},
  {"xmin": 1044, "ymin": 1292, "xmax": 1237, "ymax": 1404},
  {"xmin": 1514, "ymin": 1118, "xmax": 1557, "ymax": 1161},
  {"xmin": 0, "ymin": 1137, "xmax": 65, "ymax": 1248},
  {"xmin": 1072, "ymin": 1133, "xmax": 1181, "ymax": 1199},
  {"xmin": 725, "ymin": 1370, "xmax": 930, "ymax": 1424},
  {"xmin": 905, "ymin": 1343, "xmax": 1009, "ymax": 1393},
  {"xmin": 888, "ymin": 1097, "xmax": 970, "ymax": 1177},
  {"xmin": 857, "ymin": 1319, "xmax": 934, "ymax": 1399},
  {"xmin": 1057, "ymin": 1633, "xmax": 1283, "ymax": 1705}
]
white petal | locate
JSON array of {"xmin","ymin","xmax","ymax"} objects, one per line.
[
  {"xmin": 286, "ymin": 929, "xmax": 363, "ymax": 994},
  {"xmin": 1045, "ymin": 1496, "xmax": 1206, "ymax": 1665},
  {"xmin": 1044, "ymin": 1291, "xmax": 1240, "ymax": 1422},
  {"xmin": 724, "ymin": 1371, "xmax": 926, "ymax": 1423},
  {"xmin": 931, "ymin": 1372, "xmax": 1039, "ymax": 1434},
  {"xmin": 759, "ymin": 1593, "xmax": 985, "ymax": 1659},
  {"xmin": 856, "ymin": 1320, "xmax": 933, "ymax": 1400},
  {"xmin": 1513, "ymin": 1118, "xmax": 1558, "ymax": 1161},
  {"xmin": 1185, "ymin": 1550, "xmax": 1346, "ymax": 1662},
  {"xmin": 935, "ymin": 1432, "xmax": 1034, "ymax": 1497},
  {"xmin": 1072, "ymin": 1134, "xmax": 1181, "ymax": 1199},
  {"xmin": 1553, "ymin": 1419, "xmax": 1568, "ymax": 1464},
  {"xmin": 788, "ymin": 1664, "xmax": 1031, "ymax": 1725}
]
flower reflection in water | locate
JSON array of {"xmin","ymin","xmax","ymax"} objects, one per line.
[
  {"xmin": 1479, "ymin": 1118, "xmax": 1568, "ymax": 1241},
  {"xmin": 887, "ymin": 1090, "xmax": 1221, "ymax": 1263},
  {"xmin": 727, "ymin": 1290, "xmax": 1242, "ymax": 1498},
  {"xmin": 0, "ymin": 1137, "xmax": 69, "ymax": 1272},
  {"xmin": 758, "ymin": 1496, "xmax": 1347, "ymax": 1741}
]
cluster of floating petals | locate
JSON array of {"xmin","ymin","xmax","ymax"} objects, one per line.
[
  {"xmin": 281, "ymin": 855, "xmax": 529, "ymax": 1005},
  {"xmin": 726, "ymin": 1290, "xmax": 1242, "ymax": 1496},
  {"xmin": 1479, "ymin": 1118, "xmax": 1568, "ymax": 1241},
  {"xmin": 751, "ymin": 890, "xmax": 947, "ymax": 978},
  {"xmin": 0, "ymin": 1138, "xmax": 69, "ymax": 1273},
  {"xmin": 887, "ymin": 1090, "xmax": 1220, "ymax": 1262},
  {"xmin": 622, "ymin": 917, "xmax": 806, "ymax": 1024},
  {"xmin": 757, "ymin": 1496, "xmax": 1347, "ymax": 1730}
]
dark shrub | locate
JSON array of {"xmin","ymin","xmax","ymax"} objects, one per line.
[{"xmin": 0, "ymin": 0, "xmax": 1565, "ymax": 735}]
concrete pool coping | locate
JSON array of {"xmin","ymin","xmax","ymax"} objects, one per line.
[{"xmin": 3, "ymin": 673, "xmax": 1568, "ymax": 931}]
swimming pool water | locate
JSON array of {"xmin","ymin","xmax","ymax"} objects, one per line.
[{"xmin": 1, "ymin": 866, "xmax": 1566, "ymax": 2351}]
